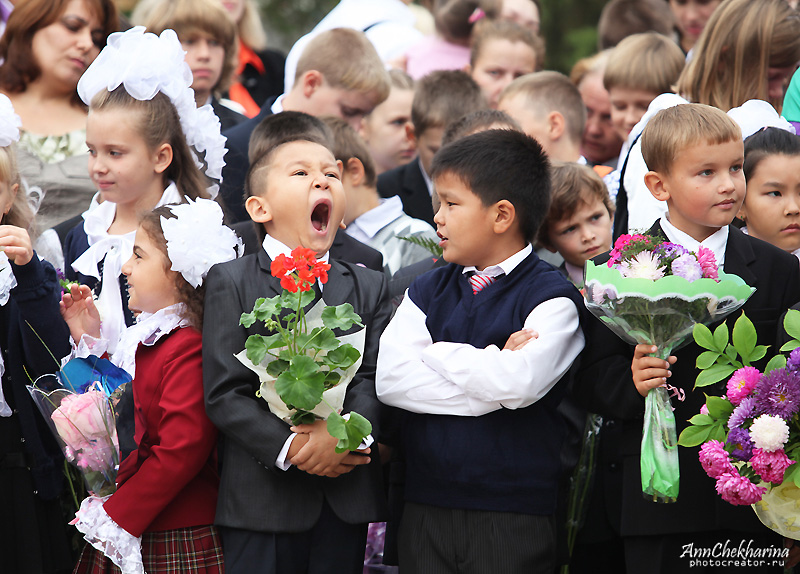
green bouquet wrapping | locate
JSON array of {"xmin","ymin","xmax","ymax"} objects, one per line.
[{"xmin": 583, "ymin": 234, "xmax": 755, "ymax": 502}]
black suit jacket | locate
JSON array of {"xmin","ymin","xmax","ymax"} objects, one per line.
[
  {"xmin": 219, "ymin": 100, "xmax": 276, "ymax": 224},
  {"xmin": 574, "ymin": 223, "xmax": 800, "ymax": 536},
  {"xmin": 377, "ymin": 159, "xmax": 434, "ymax": 226},
  {"xmin": 203, "ymin": 250, "xmax": 391, "ymax": 531},
  {"xmin": 231, "ymin": 220, "xmax": 384, "ymax": 272}
]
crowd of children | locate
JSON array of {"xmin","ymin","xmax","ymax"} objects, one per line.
[{"xmin": 4, "ymin": 0, "xmax": 800, "ymax": 573}]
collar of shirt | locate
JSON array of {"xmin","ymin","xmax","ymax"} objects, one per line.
[
  {"xmin": 462, "ymin": 244, "xmax": 532, "ymax": 278},
  {"xmin": 271, "ymin": 94, "xmax": 285, "ymax": 115},
  {"xmin": 419, "ymin": 157, "xmax": 434, "ymax": 196},
  {"xmin": 261, "ymin": 234, "xmax": 330, "ymax": 291},
  {"xmin": 659, "ymin": 216, "xmax": 728, "ymax": 266},
  {"xmin": 564, "ymin": 261, "xmax": 584, "ymax": 285},
  {"xmin": 347, "ymin": 196, "xmax": 405, "ymax": 243}
]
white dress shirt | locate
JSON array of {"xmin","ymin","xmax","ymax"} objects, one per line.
[
  {"xmin": 376, "ymin": 245, "xmax": 585, "ymax": 415},
  {"xmin": 659, "ymin": 216, "xmax": 728, "ymax": 267}
]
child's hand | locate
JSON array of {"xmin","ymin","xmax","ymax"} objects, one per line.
[
  {"xmin": 502, "ymin": 328, "xmax": 538, "ymax": 351},
  {"xmin": 289, "ymin": 419, "xmax": 371, "ymax": 478},
  {"xmin": 632, "ymin": 344, "xmax": 677, "ymax": 397},
  {"xmin": 0, "ymin": 225, "xmax": 33, "ymax": 266},
  {"xmin": 60, "ymin": 284, "xmax": 101, "ymax": 341}
]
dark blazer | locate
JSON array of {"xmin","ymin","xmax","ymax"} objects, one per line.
[
  {"xmin": 203, "ymin": 250, "xmax": 391, "ymax": 532},
  {"xmin": 574, "ymin": 223, "xmax": 800, "ymax": 536},
  {"xmin": 211, "ymin": 97, "xmax": 247, "ymax": 132},
  {"xmin": 231, "ymin": 220, "xmax": 384, "ymax": 272},
  {"xmin": 219, "ymin": 100, "xmax": 276, "ymax": 224},
  {"xmin": 377, "ymin": 159, "xmax": 434, "ymax": 226}
]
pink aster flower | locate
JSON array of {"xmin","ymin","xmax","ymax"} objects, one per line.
[
  {"xmin": 750, "ymin": 448, "xmax": 795, "ymax": 484},
  {"xmin": 700, "ymin": 404, "xmax": 709, "ymax": 415},
  {"xmin": 697, "ymin": 246, "xmax": 719, "ymax": 280},
  {"xmin": 715, "ymin": 471, "xmax": 767, "ymax": 505},
  {"xmin": 699, "ymin": 440, "xmax": 735, "ymax": 479},
  {"xmin": 726, "ymin": 367, "xmax": 761, "ymax": 405}
]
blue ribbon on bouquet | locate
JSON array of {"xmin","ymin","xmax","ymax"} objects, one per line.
[{"xmin": 60, "ymin": 356, "xmax": 131, "ymax": 396}]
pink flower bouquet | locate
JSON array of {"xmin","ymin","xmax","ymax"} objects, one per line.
[
  {"xmin": 584, "ymin": 233, "xmax": 754, "ymax": 503},
  {"xmin": 680, "ymin": 310, "xmax": 800, "ymax": 538}
]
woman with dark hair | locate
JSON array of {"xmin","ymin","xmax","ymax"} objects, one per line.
[{"xmin": 0, "ymin": 0, "xmax": 118, "ymax": 247}]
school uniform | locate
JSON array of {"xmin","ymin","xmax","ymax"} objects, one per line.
[
  {"xmin": 377, "ymin": 158, "xmax": 435, "ymax": 226},
  {"xmin": 574, "ymin": 221, "xmax": 800, "ymax": 574},
  {"xmin": 202, "ymin": 238, "xmax": 392, "ymax": 574}
]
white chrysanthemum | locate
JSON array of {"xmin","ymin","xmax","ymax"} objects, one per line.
[
  {"xmin": 749, "ymin": 414, "xmax": 790, "ymax": 452},
  {"xmin": 620, "ymin": 251, "xmax": 666, "ymax": 280}
]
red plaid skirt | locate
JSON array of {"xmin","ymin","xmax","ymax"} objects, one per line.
[{"xmin": 73, "ymin": 525, "xmax": 224, "ymax": 574}]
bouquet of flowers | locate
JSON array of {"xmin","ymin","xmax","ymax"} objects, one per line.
[
  {"xmin": 27, "ymin": 356, "xmax": 130, "ymax": 497},
  {"xmin": 584, "ymin": 233, "xmax": 755, "ymax": 502},
  {"xmin": 679, "ymin": 310, "xmax": 800, "ymax": 539},
  {"xmin": 236, "ymin": 247, "xmax": 372, "ymax": 452}
]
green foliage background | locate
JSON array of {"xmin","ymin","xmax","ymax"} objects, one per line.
[{"xmin": 256, "ymin": 0, "xmax": 607, "ymax": 75}]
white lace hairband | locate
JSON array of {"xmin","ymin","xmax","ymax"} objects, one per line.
[
  {"xmin": 161, "ymin": 197, "xmax": 243, "ymax": 288},
  {"xmin": 77, "ymin": 26, "xmax": 227, "ymax": 198},
  {"xmin": 0, "ymin": 94, "xmax": 21, "ymax": 146}
]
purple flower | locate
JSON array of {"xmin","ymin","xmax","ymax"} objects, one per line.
[
  {"xmin": 671, "ymin": 253, "xmax": 703, "ymax": 281},
  {"xmin": 788, "ymin": 348, "xmax": 800, "ymax": 372},
  {"xmin": 753, "ymin": 367, "xmax": 800, "ymax": 419},
  {"xmin": 728, "ymin": 396, "xmax": 754, "ymax": 429},
  {"xmin": 726, "ymin": 427, "xmax": 754, "ymax": 461},
  {"xmin": 655, "ymin": 242, "xmax": 688, "ymax": 258},
  {"xmin": 715, "ymin": 471, "xmax": 767, "ymax": 505},
  {"xmin": 699, "ymin": 440, "xmax": 735, "ymax": 478},
  {"xmin": 750, "ymin": 448, "xmax": 795, "ymax": 484}
]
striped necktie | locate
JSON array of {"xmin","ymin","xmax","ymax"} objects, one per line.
[{"xmin": 468, "ymin": 272, "xmax": 502, "ymax": 294}]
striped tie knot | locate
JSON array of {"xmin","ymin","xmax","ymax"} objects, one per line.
[{"xmin": 468, "ymin": 272, "xmax": 501, "ymax": 294}]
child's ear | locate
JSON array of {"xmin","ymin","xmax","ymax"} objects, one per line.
[
  {"xmin": 548, "ymin": 111, "xmax": 566, "ymax": 142},
  {"xmin": 301, "ymin": 70, "xmax": 325, "ymax": 99},
  {"xmin": 644, "ymin": 170, "xmax": 670, "ymax": 201},
  {"xmin": 344, "ymin": 157, "xmax": 365, "ymax": 186},
  {"xmin": 153, "ymin": 143, "xmax": 173, "ymax": 175},
  {"xmin": 245, "ymin": 194, "xmax": 272, "ymax": 224},
  {"xmin": 492, "ymin": 199, "xmax": 516, "ymax": 234},
  {"xmin": 2, "ymin": 182, "xmax": 18, "ymax": 215}
]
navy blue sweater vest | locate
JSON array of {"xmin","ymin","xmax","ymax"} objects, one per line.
[{"xmin": 403, "ymin": 252, "xmax": 584, "ymax": 515}]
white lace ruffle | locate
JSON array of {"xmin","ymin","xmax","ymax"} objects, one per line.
[{"xmin": 72, "ymin": 495, "xmax": 144, "ymax": 574}]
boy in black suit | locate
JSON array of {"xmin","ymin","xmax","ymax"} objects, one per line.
[
  {"xmin": 575, "ymin": 104, "xmax": 800, "ymax": 573},
  {"xmin": 203, "ymin": 114, "xmax": 391, "ymax": 574},
  {"xmin": 377, "ymin": 70, "xmax": 486, "ymax": 226}
]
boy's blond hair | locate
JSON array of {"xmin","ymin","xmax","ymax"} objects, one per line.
[
  {"xmin": 641, "ymin": 104, "xmax": 741, "ymax": 175},
  {"xmin": 537, "ymin": 161, "xmax": 614, "ymax": 247},
  {"xmin": 604, "ymin": 32, "xmax": 685, "ymax": 95},
  {"xmin": 295, "ymin": 28, "xmax": 390, "ymax": 103},
  {"xmin": 323, "ymin": 116, "xmax": 378, "ymax": 188},
  {"xmin": 470, "ymin": 18, "xmax": 545, "ymax": 71},
  {"xmin": 132, "ymin": 0, "xmax": 238, "ymax": 94},
  {"xmin": 500, "ymin": 71, "xmax": 586, "ymax": 144},
  {"xmin": 411, "ymin": 70, "xmax": 486, "ymax": 136}
]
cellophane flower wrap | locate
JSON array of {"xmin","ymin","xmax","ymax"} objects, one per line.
[
  {"xmin": 680, "ymin": 310, "xmax": 800, "ymax": 539},
  {"xmin": 27, "ymin": 356, "xmax": 130, "ymax": 497},
  {"xmin": 235, "ymin": 247, "xmax": 372, "ymax": 452},
  {"xmin": 584, "ymin": 233, "xmax": 755, "ymax": 502}
]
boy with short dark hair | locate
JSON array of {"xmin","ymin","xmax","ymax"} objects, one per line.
[
  {"xmin": 203, "ymin": 113, "xmax": 391, "ymax": 574},
  {"xmin": 575, "ymin": 104, "xmax": 800, "ymax": 574},
  {"xmin": 376, "ymin": 129, "xmax": 586, "ymax": 573}
]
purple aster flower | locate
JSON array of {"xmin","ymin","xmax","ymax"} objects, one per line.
[
  {"xmin": 655, "ymin": 242, "xmax": 688, "ymax": 258},
  {"xmin": 788, "ymin": 348, "xmax": 800, "ymax": 372},
  {"xmin": 728, "ymin": 396, "xmax": 754, "ymax": 429},
  {"xmin": 726, "ymin": 427, "xmax": 754, "ymax": 461},
  {"xmin": 753, "ymin": 367, "xmax": 800, "ymax": 419},
  {"xmin": 671, "ymin": 253, "xmax": 703, "ymax": 282}
]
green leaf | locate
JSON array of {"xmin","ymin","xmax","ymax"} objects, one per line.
[
  {"xmin": 298, "ymin": 327, "xmax": 340, "ymax": 352},
  {"xmin": 678, "ymin": 424, "xmax": 712, "ymax": 447},
  {"xmin": 765, "ymin": 354, "xmax": 787, "ymax": 374},
  {"xmin": 252, "ymin": 296, "xmax": 282, "ymax": 322},
  {"xmin": 706, "ymin": 395, "xmax": 734, "ymax": 420},
  {"xmin": 274, "ymin": 355, "xmax": 325, "ymax": 411},
  {"xmin": 240, "ymin": 311, "xmax": 256, "ymax": 328},
  {"xmin": 732, "ymin": 313, "xmax": 757, "ymax": 362},
  {"xmin": 266, "ymin": 358, "xmax": 290, "ymax": 378},
  {"xmin": 696, "ymin": 351, "xmax": 720, "ymax": 370},
  {"xmin": 327, "ymin": 411, "xmax": 373, "ymax": 453},
  {"xmin": 694, "ymin": 323, "xmax": 716, "ymax": 351},
  {"xmin": 245, "ymin": 335, "xmax": 268, "ymax": 364},
  {"xmin": 688, "ymin": 413, "xmax": 713, "ymax": 425},
  {"xmin": 694, "ymin": 364, "xmax": 736, "ymax": 389},
  {"xmin": 281, "ymin": 289, "xmax": 315, "ymax": 311},
  {"xmin": 749, "ymin": 345, "xmax": 768, "ymax": 364},
  {"xmin": 323, "ymin": 370, "xmax": 341, "ymax": 390},
  {"xmin": 713, "ymin": 322, "xmax": 730, "ymax": 353},
  {"xmin": 321, "ymin": 303, "xmax": 363, "ymax": 331},
  {"xmin": 323, "ymin": 343, "xmax": 361, "ymax": 370},
  {"xmin": 710, "ymin": 422, "xmax": 727, "ymax": 442},
  {"xmin": 780, "ymin": 339, "xmax": 800, "ymax": 353},
  {"xmin": 784, "ymin": 309, "xmax": 800, "ymax": 342},
  {"xmin": 290, "ymin": 410, "xmax": 317, "ymax": 426},
  {"xmin": 724, "ymin": 344, "xmax": 738, "ymax": 363}
]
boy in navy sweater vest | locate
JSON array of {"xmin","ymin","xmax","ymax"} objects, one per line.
[{"xmin": 376, "ymin": 129, "xmax": 585, "ymax": 573}]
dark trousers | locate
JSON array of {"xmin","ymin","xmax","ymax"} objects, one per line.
[
  {"xmin": 220, "ymin": 500, "xmax": 368, "ymax": 574},
  {"xmin": 398, "ymin": 502, "xmax": 556, "ymax": 574}
]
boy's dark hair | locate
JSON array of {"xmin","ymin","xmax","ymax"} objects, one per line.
[
  {"xmin": 441, "ymin": 109, "xmax": 521, "ymax": 146},
  {"xmin": 597, "ymin": 0, "xmax": 673, "ymax": 50},
  {"xmin": 323, "ymin": 116, "xmax": 377, "ymax": 188},
  {"xmin": 744, "ymin": 127, "xmax": 800, "ymax": 182},
  {"xmin": 411, "ymin": 70, "xmax": 487, "ymax": 136},
  {"xmin": 245, "ymin": 112, "xmax": 335, "ymax": 242},
  {"xmin": 431, "ymin": 129, "xmax": 550, "ymax": 242}
]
